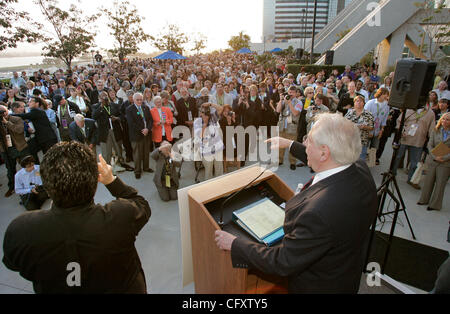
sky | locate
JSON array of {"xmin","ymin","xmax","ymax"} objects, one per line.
[{"xmin": 3, "ymin": 0, "xmax": 264, "ymax": 56}]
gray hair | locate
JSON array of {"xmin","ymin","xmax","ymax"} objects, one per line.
[
  {"xmin": 133, "ymin": 92, "xmax": 143, "ymax": 101},
  {"xmin": 309, "ymin": 113, "xmax": 361, "ymax": 165},
  {"xmin": 74, "ymin": 114, "xmax": 85, "ymax": 123},
  {"xmin": 200, "ymin": 87, "xmax": 209, "ymax": 96},
  {"xmin": 153, "ymin": 95, "xmax": 162, "ymax": 104}
]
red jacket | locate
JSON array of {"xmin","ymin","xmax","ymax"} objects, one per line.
[{"xmin": 150, "ymin": 107, "xmax": 173, "ymax": 143}]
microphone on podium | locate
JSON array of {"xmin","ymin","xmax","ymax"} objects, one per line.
[{"xmin": 217, "ymin": 161, "xmax": 278, "ymax": 229}]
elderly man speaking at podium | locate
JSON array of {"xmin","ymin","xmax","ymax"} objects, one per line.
[{"xmin": 215, "ymin": 113, "xmax": 378, "ymax": 294}]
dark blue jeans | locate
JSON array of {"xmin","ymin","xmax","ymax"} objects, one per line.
[{"xmin": 392, "ymin": 145, "xmax": 423, "ymax": 181}]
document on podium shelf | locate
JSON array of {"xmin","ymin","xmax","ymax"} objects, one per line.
[
  {"xmin": 431, "ymin": 142, "xmax": 450, "ymax": 157},
  {"xmin": 233, "ymin": 198, "xmax": 285, "ymax": 246}
]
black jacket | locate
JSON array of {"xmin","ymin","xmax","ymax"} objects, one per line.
[
  {"xmin": 125, "ymin": 104, "xmax": 153, "ymax": 143},
  {"xmin": 14, "ymin": 108, "xmax": 57, "ymax": 146},
  {"xmin": 175, "ymin": 96, "xmax": 198, "ymax": 127},
  {"xmin": 69, "ymin": 118, "xmax": 98, "ymax": 145},
  {"xmin": 92, "ymin": 102, "xmax": 120, "ymax": 143},
  {"xmin": 231, "ymin": 142, "xmax": 378, "ymax": 293},
  {"xmin": 55, "ymin": 100, "xmax": 81, "ymax": 127},
  {"xmin": 233, "ymin": 96, "xmax": 258, "ymax": 128},
  {"xmin": 2, "ymin": 178, "xmax": 151, "ymax": 294},
  {"xmin": 337, "ymin": 92, "xmax": 363, "ymax": 115}
]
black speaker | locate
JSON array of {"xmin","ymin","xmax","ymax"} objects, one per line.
[
  {"xmin": 389, "ymin": 58, "xmax": 437, "ymax": 110},
  {"xmin": 296, "ymin": 48, "xmax": 304, "ymax": 59},
  {"xmin": 325, "ymin": 50, "xmax": 334, "ymax": 65}
]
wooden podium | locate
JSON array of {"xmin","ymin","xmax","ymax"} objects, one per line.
[{"xmin": 188, "ymin": 166, "xmax": 294, "ymax": 294}]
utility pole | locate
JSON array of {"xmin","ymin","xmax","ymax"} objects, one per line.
[
  {"xmin": 310, "ymin": 0, "xmax": 318, "ymax": 64},
  {"xmin": 305, "ymin": 0, "xmax": 309, "ymax": 60},
  {"xmin": 302, "ymin": 9, "xmax": 306, "ymax": 52}
]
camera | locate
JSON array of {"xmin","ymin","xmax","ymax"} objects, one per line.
[
  {"xmin": 228, "ymin": 111, "xmax": 234, "ymax": 117},
  {"xmin": 284, "ymin": 94, "xmax": 291, "ymax": 101}
]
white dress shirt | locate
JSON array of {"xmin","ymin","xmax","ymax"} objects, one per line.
[{"xmin": 311, "ymin": 165, "xmax": 351, "ymax": 186}]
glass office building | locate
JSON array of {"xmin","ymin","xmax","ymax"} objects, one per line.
[{"xmin": 263, "ymin": 0, "xmax": 353, "ymax": 41}]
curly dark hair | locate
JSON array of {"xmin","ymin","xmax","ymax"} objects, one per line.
[{"xmin": 40, "ymin": 141, "xmax": 98, "ymax": 208}]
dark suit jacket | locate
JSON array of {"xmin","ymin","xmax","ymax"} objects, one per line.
[
  {"xmin": 92, "ymin": 102, "xmax": 119, "ymax": 143},
  {"xmin": 231, "ymin": 142, "xmax": 378, "ymax": 293},
  {"xmin": 126, "ymin": 104, "xmax": 153, "ymax": 143},
  {"xmin": 69, "ymin": 119, "xmax": 98, "ymax": 145},
  {"xmin": 14, "ymin": 108, "xmax": 57, "ymax": 146},
  {"xmin": 2, "ymin": 178, "xmax": 151, "ymax": 294},
  {"xmin": 175, "ymin": 96, "xmax": 198, "ymax": 127},
  {"xmin": 233, "ymin": 96, "xmax": 258, "ymax": 127}
]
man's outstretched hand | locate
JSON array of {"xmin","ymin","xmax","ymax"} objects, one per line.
[
  {"xmin": 265, "ymin": 137, "xmax": 294, "ymax": 150},
  {"xmin": 98, "ymin": 154, "xmax": 115, "ymax": 185}
]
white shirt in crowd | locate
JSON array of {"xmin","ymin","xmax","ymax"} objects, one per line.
[{"xmin": 433, "ymin": 88, "xmax": 450, "ymax": 101}]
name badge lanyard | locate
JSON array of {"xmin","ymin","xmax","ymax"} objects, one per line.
[
  {"xmin": 164, "ymin": 159, "xmax": 172, "ymax": 188},
  {"xmin": 374, "ymin": 102, "xmax": 381, "ymax": 135},
  {"xmin": 104, "ymin": 105, "xmax": 113, "ymax": 130},
  {"xmin": 2, "ymin": 123, "xmax": 13, "ymax": 148},
  {"xmin": 185, "ymin": 101, "xmax": 193, "ymax": 121},
  {"xmin": 60, "ymin": 104, "xmax": 70, "ymax": 129},
  {"xmin": 138, "ymin": 106, "xmax": 147, "ymax": 129}
]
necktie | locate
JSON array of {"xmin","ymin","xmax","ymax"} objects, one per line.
[{"xmin": 301, "ymin": 176, "xmax": 315, "ymax": 192}]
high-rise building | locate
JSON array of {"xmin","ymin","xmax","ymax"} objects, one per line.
[{"xmin": 263, "ymin": 0, "xmax": 352, "ymax": 42}]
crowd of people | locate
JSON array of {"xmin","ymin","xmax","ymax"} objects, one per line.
[
  {"xmin": 0, "ymin": 49, "xmax": 449, "ymax": 295},
  {"xmin": 0, "ymin": 51, "xmax": 449, "ymax": 209}
]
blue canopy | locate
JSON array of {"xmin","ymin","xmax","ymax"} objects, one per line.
[
  {"xmin": 236, "ymin": 47, "xmax": 252, "ymax": 54},
  {"xmin": 154, "ymin": 50, "xmax": 187, "ymax": 60},
  {"xmin": 270, "ymin": 48, "xmax": 282, "ymax": 53}
]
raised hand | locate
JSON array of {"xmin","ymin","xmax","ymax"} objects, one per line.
[
  {"xmin": 98, "ymin": 154, "xmax": 115, "ymax": 185},
  {"xmin": 265, "ymin": 137, "xmax": 293, "ymax": 150}
]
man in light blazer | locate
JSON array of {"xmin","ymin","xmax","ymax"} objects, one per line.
[
  {"xmin": 215, "ymin": 113, "xmax": 378, "ymax": 294},
  {"xmin": 209, "ymin": 83, "xmax": 233, "ymax": 107}
]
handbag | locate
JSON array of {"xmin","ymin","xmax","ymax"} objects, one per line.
[
  {"xmin": 367, "ymin": 148, "xmax": 377, "ymax": 168},
  {"xmin": 410, "ymin": 161, "xmax": 424, "ymax": 185}
]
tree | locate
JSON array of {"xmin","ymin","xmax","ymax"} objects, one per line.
[
  {"xmin": 415, "ymin": 0, "xmax": 450, "ymax": 61},
  {"xmin": 360, "ymin": 50, "xmax": 374, "ymax": 66},
  {"xmin": 228, "ymin": 31, "xmax": 251, "ymax": 51},
  {"xmin": 102, "ymin": 0, "xmax": 150, "ymax": 63},
  {"xmin": 255, "ymin": 53, "xmax": 276, "ymax": 71},
  {"xmin": 150, "ymin": 24, "xmax": 189, "ymax": 55},
  {"xmin": 335, "ymin": 28, "xmax": 352, "ymax": 44},
  {"xmin": 35, "ymin": 0, "xmax": 99, "ymax": 71},
  {"xmin": 0, "ymin": 0, "xmax": 42, "ymax": 51},
  {"xmin": 191, "ymin": 33, "xmax": 208, "ymax": 55}
]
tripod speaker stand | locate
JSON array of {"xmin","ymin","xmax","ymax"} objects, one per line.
[
  {"xmin": 364, "ymin": 58, "xmax": 436, "ymax": 274},
  {"xmin": 364, "ymin": 109, "xmax": 416, "ymax": 274}
]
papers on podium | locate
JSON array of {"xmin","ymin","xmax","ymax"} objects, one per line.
[{"xmin": 233, "ymin": 198, "xmax": 285, "ymax": 246}]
